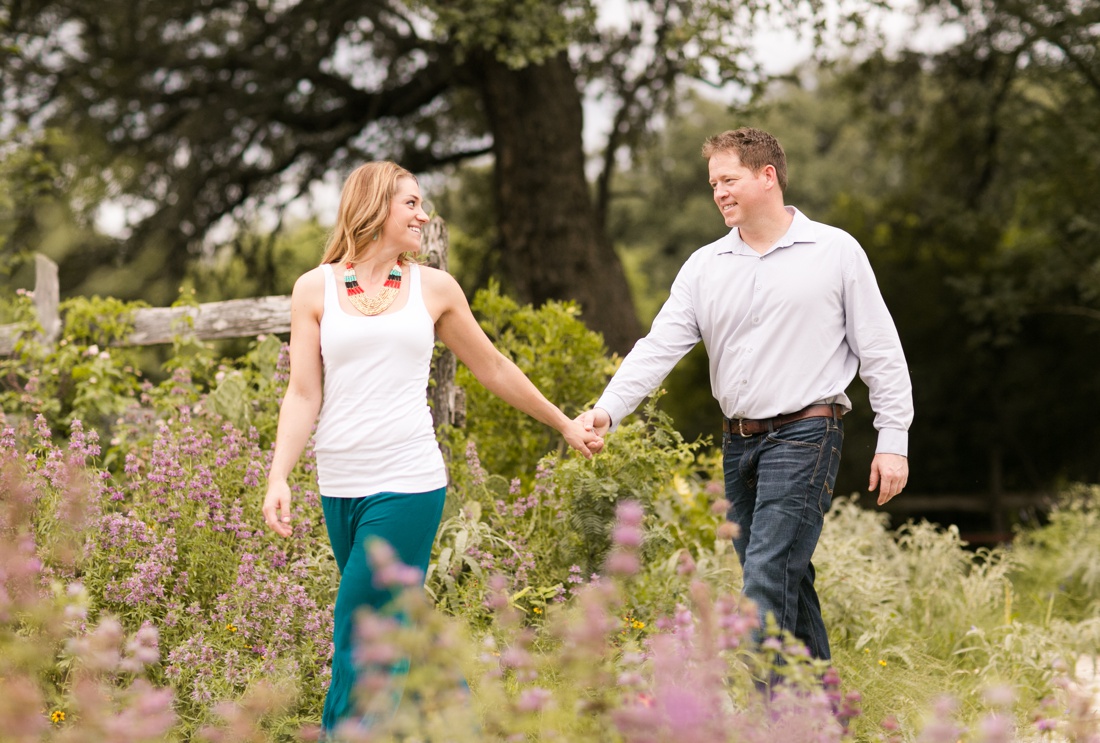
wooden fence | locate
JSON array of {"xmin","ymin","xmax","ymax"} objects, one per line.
[
  {"xmin": 2, "ymin": 224, "xmax": 1049, "ymax": 540},
  {"xmin": 0, "ymin": 218, "xmax": 464, "ymax": 429}
]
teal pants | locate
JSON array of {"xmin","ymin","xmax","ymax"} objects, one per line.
[{"xmin": 320, "ymin": 487, "xmax": 447, "ymax": 734}]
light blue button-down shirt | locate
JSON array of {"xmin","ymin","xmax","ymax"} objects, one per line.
[{"xmin": 595, "ymin": 207, "xmax": 913, "ymax": 455}]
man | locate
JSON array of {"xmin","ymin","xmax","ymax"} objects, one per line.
[{"xmin": 579, "ymin": 127, "xmax": 912, "ymax": 660}]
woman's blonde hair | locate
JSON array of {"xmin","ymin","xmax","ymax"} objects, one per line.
[{"xmin": 320, "ymin": 161, "xmax": 417, "ymax": 265}]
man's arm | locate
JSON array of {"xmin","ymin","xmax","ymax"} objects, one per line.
[
  {"xmin": 843, "ymin": 244, "xmax": 914, "ymax": 504},
  {"xmin": 585, "ymin": 261, "xmax": 704, "ymax": 433}
]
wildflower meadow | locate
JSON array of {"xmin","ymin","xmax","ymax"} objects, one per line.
[{"xmin": 2, "ymin": 288, "xmax": 1100, "ymax": 742}]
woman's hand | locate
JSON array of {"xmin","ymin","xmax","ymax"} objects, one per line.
[
  {"xmin": 576, "ymin": 408, "xmax": 612, "ymax": 437},
  {"xmin": 262, "ymin": 480, "xmax": 294, "ymax": 538},
  {"xmin": 561, "ymin": 419, "xmax": 604, "ymax": 459}
]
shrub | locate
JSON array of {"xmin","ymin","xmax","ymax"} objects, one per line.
[{"xmin": 453, "ymin": 280, "xmax": 613, "ymax": 479}]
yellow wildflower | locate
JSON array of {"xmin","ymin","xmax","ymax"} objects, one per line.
[
  {"xmin": 50, "ymin": 710, "xmax": 65, "ymax": 724},
  {"xmin": 226, "ymin": 624, "xmax": 237, "ymax": 633},
  {"xmin": 878, "ymin": 659, "xmax": 888, "ymax": 667}
]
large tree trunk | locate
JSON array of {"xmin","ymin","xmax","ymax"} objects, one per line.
[{"xmin": 476, "ymin": 52, "xmax": 642, "ymax": 355}]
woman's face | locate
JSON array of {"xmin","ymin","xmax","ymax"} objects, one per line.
[{"xmin": 381, "ymin": 176, "xmax": 431, "ymax": 253}]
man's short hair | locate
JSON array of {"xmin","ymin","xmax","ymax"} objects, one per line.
[{"xmin": 702, "ymin": 128, "xmax": 788, "ymax": 192}]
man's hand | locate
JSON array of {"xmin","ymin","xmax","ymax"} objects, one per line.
[
  {"xmin": 576, "ymin": 408, "xmax": 612, "ymax": 439},
  {"xmin": 869, "ymin": 453, "xmax": 908, "ymax": 506}
]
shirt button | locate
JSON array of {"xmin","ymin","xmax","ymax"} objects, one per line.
[
  {"xmin": 742, "ymin": 380, "xmax": 748, "ymax": 385},
  {"xmin": 746, "ymin": 347, "xmax": 754, "ymax": 354},
  {"xmin": 753, "ymin": 316, "xmax": 760, "ymax": 324}
]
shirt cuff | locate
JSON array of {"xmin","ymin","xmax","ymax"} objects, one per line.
[
  {"xmin": 594, "ymin": 393, "xmax": 632, "ymax": 434},
  {"xmin": 875, "ymin": 428, "xmax": 909, "ymax": 457}
]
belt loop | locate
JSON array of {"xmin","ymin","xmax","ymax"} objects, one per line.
[
  {"xmin": 830, "ymin": 404, "xmax": 838, "ymax": 422},
  {"xmin": 766, "ymin": 419, "xmax": 775, "ymax": 434}
]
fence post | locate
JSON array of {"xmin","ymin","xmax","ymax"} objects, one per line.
[
  {"xmin": 423, "ymin": 218, "xmax": 465, "ymax": 429},
  {"xmin": 34, "ymin": 254, "xmax": 61, "ymax": 348}
]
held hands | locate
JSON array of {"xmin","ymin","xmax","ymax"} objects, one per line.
[
  {"xmin": 262, "ymin": 480, "xmax": 294, "ymax": 538},
  {"xmin": 576, "ymin": 408, "xmax": 612, "ymax": 438},
  {"xmin": 560, "ymin": 407, "xmax": 611, "ymax": 459},
  {"xmin": 869, "ymin": 453, "xmax": 908, "ymax": 506},
  {"xmin": 562, "ymin": 418, "xmax": 604, "ymax": 459}
]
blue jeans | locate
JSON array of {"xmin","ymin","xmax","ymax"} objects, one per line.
[{"xmin": 722, "ymin": 416, "xmax": 843, "ymax": 660}]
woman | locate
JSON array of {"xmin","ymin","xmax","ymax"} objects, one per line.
[{"xmin": 261, "ymin": 161, "xmax": 602, "ymax": 733}]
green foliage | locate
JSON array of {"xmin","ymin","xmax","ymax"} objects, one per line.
[
  {"xmin": 0, "ymin": 284, "xmax": 38, "ymax": 328},
  {"xmin": 429, "ymin": 398, "xmax": 718, "ymax": 632},
  {"xmin": 0, "ymin": 295, "xmax": 146, "ymax": 432},
  {"xmin": 826, "ymin": 38, "xmax": 1100, "ymax": 492},
  {"xmin": 816, "ymin": 496, "xmax": 1100, "ymax": 738},
  {"xmin": 421, "ymin": 0, "xmax": 595, "ymax": 68},
  {"xmin": 607, "ymin": 91, "xmax": 728, "ymax": 325},
  {"xmin": 185, "ymin": 219, "xmax": 328, "ymax": 303},
  {"xmin": 59, "ymin": 295, "xmax": 142, "ymax": 347},
  {"xmin": 203, "ymin": 335, "xmax": 288, "ymax": 440},
  {"xmin": 553, "ymin": 399, "xmax": 708, "ymax": 576},
  {"xmin": 431, "ymin": 165, "xmax": 499, "ymax": 296},
  {"xmin": 1009, "ymin": 485, "xmax": 1100, "ymax": 624},
  {"xmin": 455, "ymin": 280, "xmax": 613, "ymax": 477},
  {"xmin": 0, "ymin": 127, "xmax": 73, "ymax": 278}
]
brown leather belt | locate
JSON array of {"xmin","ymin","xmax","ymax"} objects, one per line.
[{"xmin": 723, "ymin": 404, "xmax": 842, "ymax": 438}]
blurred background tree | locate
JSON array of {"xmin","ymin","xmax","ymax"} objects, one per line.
[{"xmin": 0, "ymin": 0, "xmax": 876, "ymax": 353}]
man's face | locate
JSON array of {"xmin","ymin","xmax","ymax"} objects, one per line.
[{"xmin": 708, "ymin": 151, "xmax": 766, "ymax": 229}]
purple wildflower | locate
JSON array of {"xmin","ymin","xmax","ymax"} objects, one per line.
[
  {"xmin": 516, "ymin": 686, "xmax": 552, "ymax": 713},
  {"xmin": 465, "ymin": 440, "xmax": 487, "ymax": 486}
]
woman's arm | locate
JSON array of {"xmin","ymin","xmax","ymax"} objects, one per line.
[
  {"xmin": 424, "ymin": 268, "xmax": 602, "ymax": 458},
  {"xmin": 263, "ymin": 268, "xmax": 325, "ymax": 537}
]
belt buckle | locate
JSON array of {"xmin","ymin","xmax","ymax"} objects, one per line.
[{"xmin": 738, "ymin": 419, "xmax": 751, "ymax": 438}]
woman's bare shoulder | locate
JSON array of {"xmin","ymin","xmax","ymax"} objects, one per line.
[
  {"xmin": 418, "ymin": 264, "xmax": 464, "ymax": 295},
  {"xmin": 293, "ymin": 265, "xmax": 328, "ymax": 290},
  {"xmin": 418, "ymin": 264, "xmax": 469, "ymax": 321},
  {"xmin": 290, "ymin": 265, "xmax": 328, "ymax": 310}
]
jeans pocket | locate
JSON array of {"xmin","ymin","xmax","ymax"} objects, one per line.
[{"xmin": 766, "ymin": 417, "xmax": 829, "ymax": 448}]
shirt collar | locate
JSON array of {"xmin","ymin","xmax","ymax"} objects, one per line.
[{"xmin": 716, "ymin": 206, "xmax": 816, "ymax": 256}]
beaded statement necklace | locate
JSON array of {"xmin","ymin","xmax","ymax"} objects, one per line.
[{"xmin": 343, "ymin": 260, "xmax": 403, "ymax": 316}]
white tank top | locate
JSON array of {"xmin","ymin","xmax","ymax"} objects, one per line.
[{"xmin": 312, "ymin": 262, "xmax": 448, "ymax": 497}]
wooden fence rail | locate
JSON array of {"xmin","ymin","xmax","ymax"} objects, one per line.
[
  {"xmin": 0, "ymin": 257, "xmax": 294, "ymax": 355},
  {"xmin": 1, "ymin": 218, "xmax": 464, "ymax": 428}
]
